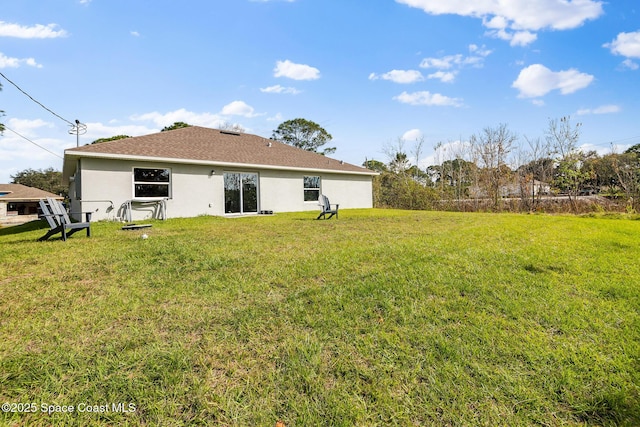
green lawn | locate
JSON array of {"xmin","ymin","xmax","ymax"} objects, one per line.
[{"xmin": 1, "ymin": 209, "xmax": 639, "ymax": 426}]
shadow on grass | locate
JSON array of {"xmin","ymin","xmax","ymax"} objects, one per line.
[
  {"xmin": 574, "ymin": 393, "xmax": 639, "ymax": 426},
  {"xmin": 0, "ymin": 220, "xmax": 48, "ymax": 237}
]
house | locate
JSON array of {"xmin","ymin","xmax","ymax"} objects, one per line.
[
  {"xmin": 468, "ymin": 179, "xmax": 552, "ymax": 199},
  {"xmin": 62, "ymin": 126, "xmax": 377, "ymax": 221},
  {"xmin": 499, "ymin": 180, "xmax": 551, "ymax": 198},
  {"xmin": 0, "ymin": 183, "xmax": 63, "ymax": 225}
]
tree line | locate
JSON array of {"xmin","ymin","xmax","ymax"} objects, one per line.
[{"xmin": 366, "ymin": 117, "xmax": 640, "ymax": 214}]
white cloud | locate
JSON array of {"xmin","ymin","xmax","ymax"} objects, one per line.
[
  {"xmin": 0, "ymin": 119, "xmax": 67, "ymax": 166},
  {"xmin": 509, "ymin": 31, "xmax": 538, "ymax": 47},
  {"xmin": 482, "ymin": 15, "xmax": 539, "ymax": 46},
  {"xmin": 0, "ymin": 52, "xmax": 42, "ymax": 68},
  {"xmin": 394, "ymin": 91, "xmax": 463, "ymax": 107},
  {"xmin": 396, "ymin": 0, "xmax": 603, "ymax": 46},
  {"xmin": 133, "ymin": 105, "xmax": 262, "ymax": 127},
  {"xmin": 421, "ymin": 45, "xmax": 492, "ymax": 73},
  {"xmin": 512, "ymin": 64, "xmax": 594, "ymax": 98},
  {"xmin": 267, "ymin": 112, "xmax": 284, "ymax": 122},
  {"xmin": 402, "ymin": 129, "xmax": 423, "ymax": 141},
  {"xmin": 260, "ymin": 84, "xmax": 301, "ymax": 94},
  {"xmin": 368, "ymin": 69, "xmax": 424, "ymax": 84},
  {"xmin": 427, "ymin": 71, "xmax": 456, "ymax": 83},
  {"xmin": 420, "ymin": 54, "xmax": 463, "ymax": 69},
  {"xmin": 131, "ymin": 31, "xmax": 140, "ymax": 37},
  {"xmin": 604, "ymin": 31, "xmax": 640, "ymax": 59},
  {"xmin": 0, "ymin": 21, "xmax": 68, "ymax": 38},
  {"xmin": 24, "ymin": 58, "xmax": 42, "ymax": 68},
  {"xmin": 576, "ymin": 105, "xmax": 621, "ymax": 116},
  {"xmin": 592, "ymin": 104, "xmax": 621, "ymax": 114},
  {"xmin": 80, "ymin": 122, "xmax": 156, "ymax": 142},
  {"xmin": 132, "ymin": 108, "xmax": 227, "ymax": 128},
  {"xmin": 417, "ymin": 45, "xmax": 491, "ymax": 82},
  {"xmin": 221, "ymin": 101, "xmax": 260, "ymax": 117},
  {"xmin": 6, "ymin": 118, "xmax": 53, "ymax": 136},
  {"xmin": 621, "ymin": 59, "xmax": 639, "ymax": 70},
  {"xmin": 267, "ymin": 113, "xmax": 283, "ymax": 122},
  {"xmin": 274, "ymin": 60, "xmax": 320, "ymax": 80},
  {"xmin": 468, "ymin": 44, "xmax": 492, "ymax": 57}
]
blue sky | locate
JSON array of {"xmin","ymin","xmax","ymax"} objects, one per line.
[{"xmin": 1, "ymin": 0, "xmax": 639, "ymax": 183}]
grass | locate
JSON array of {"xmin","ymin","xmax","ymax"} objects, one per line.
[{"xmin": 0, "ymin": 209, "xmax": 639, "ymax": 426}]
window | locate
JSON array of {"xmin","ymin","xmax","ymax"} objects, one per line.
[
  {"xmin": 304, "ymin": 176, "xmax": 320, "ymax": 202},
  {"xmin": 133, "ymin": 168, "xmax": 171, "ymax": 198}
]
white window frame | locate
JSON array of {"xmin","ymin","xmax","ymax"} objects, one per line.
[
  {"xmin": 132, "ymin": 167, "xmax": 172, "ymax": 199},
  {"xmin": 303, "ymin": 175, "xmax": 321, "ymax": 202}
]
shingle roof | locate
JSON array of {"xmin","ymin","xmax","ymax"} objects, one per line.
[
  {"xmin": 0, "ymin": 183, "xmax": 63, "ymax": 201},
  {"xmin": 64, "ymin": 126, "xmax": 375, "ymax": 176}
]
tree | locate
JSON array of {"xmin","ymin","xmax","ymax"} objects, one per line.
[
  {"xmin": 11, "ymin": 167, "xmax": 67, "ymax": 198},
  {"xmin": 583, "ymin": 153, "xmax": 616, "ymax": 190},
  {"xmin": 612, "ymin": 152, "xmax": 640, "ymax": 211},
  {"xmin": 516, "ymin": 136, "xmax": 553, "ymax": 210},
  {"xmin": 546, "ymin": 116, "xmax": 589, "ymax": 212},
  {"xmin": 383, "ymin": 137, "xmax": 409, "ymax": 174},
  {"xmin": 91, "ymin": 135, "xmax": 130, "ymax": 144},
  {"xmin": 362, "ymin": 159, "xmax": 388, "ymax": 173},
  {"xmin": 374, "ymin": 137, "xmax": 437, "ymax": 210},
  {"xmin": 437, "ymin": 158, "xmax": 477, "ymax": 198},
  {"xmin": 471, "ymin": 123, "xmax": 517, "ymax": 210},
  {"xmin": 389, "ymin": 152, "xmax": 410, "ymax": 174},
  {"xmin": 271, "ymin": 118, "xmax": 335, "ymax": 155},
  {"xmin": 625, "ymin": 144, "xmax": 640, "ymax": 156},
  {"xmin": 219, "ymin": 121, "xmax": 245, "ymax": 133},
  {"xmin": 161, "ymin": 122, "xmax": 191, "ymax": 132},
  {"xmin": 592, "ymin": 152, "xmax": 640, "ymax": 210}
]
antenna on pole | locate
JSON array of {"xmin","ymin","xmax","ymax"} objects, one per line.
[{"xmin": 69, "ymin": 119, "xmax": 87, "ymax": 147}]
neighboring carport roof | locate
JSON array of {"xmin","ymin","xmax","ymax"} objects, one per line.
[
  {"xmin": 63, "ymin": 126, "xmax": 377, "ymax": 182},
  {"xmin": 0, "ymin": 183, "xmax": 63, "ymax": 201}
]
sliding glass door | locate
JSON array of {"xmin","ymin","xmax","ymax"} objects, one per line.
[{"xmin": 224, "ymin": 172, "xmax": 258, "ymax": 214}]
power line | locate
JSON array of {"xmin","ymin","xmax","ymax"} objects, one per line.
[
  {"xmin": 582, "ymin": 135, "xmax": 640, "ymax": 149},
  {"xmin": 0, "ymin": 71, "xmax": 75, "ymax": 126},
  {"xmin": 605, "ymin": 135, "xmax": 640, "ymax": 145},
  {"xmin": 4, "ymin": 125, "xmax": 64, "ymax": 159}
]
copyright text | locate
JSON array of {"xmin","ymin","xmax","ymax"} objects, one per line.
[{"xmin": 2, "ymin": 402, "xmax": 137, "ymax": 414}]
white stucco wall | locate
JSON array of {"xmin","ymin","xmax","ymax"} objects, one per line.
[
  {"xmin": 69, "ymin": 157, "xmax": 374, "ymax": 221},
  {"xmin": 318, "ymin": 174, "xmax": 374, "ymax": 209},
  {"xmin": 259, "ymin": 170, "xmax": 373, "ymax": 212}
]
